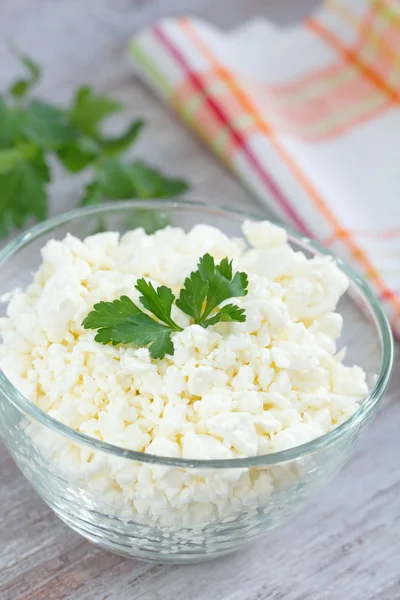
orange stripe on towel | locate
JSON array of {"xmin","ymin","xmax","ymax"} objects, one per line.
[{"xmin": 307, "ymin": 17, "xmax": 400, "ymax": 101}]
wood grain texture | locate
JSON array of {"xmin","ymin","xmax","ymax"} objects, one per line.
[{"xmin": 0, "ymin": 1, "xmax": 399, "ymax": 599}]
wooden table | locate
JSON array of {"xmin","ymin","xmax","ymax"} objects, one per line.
[{"xmin": 0, "ymin": 2, "xmax": 399, "ymax": 599}]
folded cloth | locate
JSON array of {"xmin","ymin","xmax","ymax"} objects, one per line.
[{"xmin": 130, "ymin": 0, "xmax": 400, "ymax": 335}]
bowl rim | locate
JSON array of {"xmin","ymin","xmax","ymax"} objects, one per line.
[{"xmin": 0, "ymin": 199, "xmax": 394, "ymax": 469}]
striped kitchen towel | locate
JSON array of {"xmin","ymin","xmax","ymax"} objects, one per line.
[{"xmin": 130, "ymin": 0, "xmax": 400, "ymax": 335}]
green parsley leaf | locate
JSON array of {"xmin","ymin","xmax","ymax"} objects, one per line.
[
  {"xmin": 197, "ymin": 253, "xmax": 215, "ymax": 281},
  {"xmin": 58, "ymin": 116, "xmax": 143, "ymax": 172},
  {"xmin": 202, "ymin": 303, "xmax": 246, "ymax": 327},
  {"xmin": 82, "ymin": 295, "xmax": 141, "ymax": 346},
  {"xmin": 69, "ymin": 86, "xmax": 121, "ymax": 137},
  {"xmin": 8, "ymin": 52, "xmax": 41, "ymax": 100},
  {"xmin": 135, "ymin": 278, "xmax": 178, "ymax": 329},
  {"xmin": 200, "ymin": 254, "xmax": 248, "ymax": 321},
  {"xmin": 23, "ymin": 101, "xmax": 72, "ymax": 148},
  {"xmin": 83, "ymin": 295, "xmax": 141, "ymax": 330},
  {"xmin": 80, "ymin": 181, "xmax": 104, "ymax": 206},
  {"xmin": 0, "ymin": 151, "xmax": 49, "ymax": 232},
  {"xmin": 216, "ymin": 257, "xmax": 233, "ymax": 280},
  {"xmin": 0, "ymin": 99, "xmax": 22, "ymax": 148},
  {"xmin": 57, "ymin": 137, "xmax": 100, "ymax": 173},
  {"xmin": 101, "ymin": 119, "xmax": 144, "ymax": 156},
  {"xmin": 122, "ymin": 161, "xmax": 189, "ymax": 198},
  {"xmin": 87, "ymin": 157, "xmax": 189, "ymax": 202},
  {"xmin": 177, "ymin": 253, "xmax": 248, "ymax": 327},
  {"xmin": 95, "ymin": 157, "xmax": 137, "ymax": 199},
  {"xmin": 82, "ymin": 289, "xmax": 182, "ymax": 359},
  {"xmin": 113, "ymin": 314, "xmax": 174, "ymax": 359},
  {"xmin": 0, "ymin": 143, "xmax": 37, "ymax": 174},
  {"xmin": 79, "ymin": 157, "xmax": 188, "ymax": 233},
  {"xmin": 175, "ymin": 270, "xmax": 208, "ymax": 324}
]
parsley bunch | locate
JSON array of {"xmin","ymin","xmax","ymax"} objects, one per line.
[
  {"xmin": 83, "ymin": 254, "xmax": 248, "ymax": 358},
  {"xmin": 0, "ymin": 51, "xmax": 189, "ymax": 235}
]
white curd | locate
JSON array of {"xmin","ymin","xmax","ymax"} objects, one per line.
[{"xmin": 0, "ymin": 221, "xmax": 368, "ymax": 525}]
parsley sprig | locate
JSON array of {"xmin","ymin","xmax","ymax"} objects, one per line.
[
  {"xmin": 82, "ymin": 291, "xmax": 181, "ymax": 359},
  {"xmin": 82, "ymin": 254, "xmax": 248, "ymax": 358},
  {"xmin": 176, "ymin": 254, "xmax": 247, "ymax": 327},
  {"xmin": 0, "ymin": 51, "xmax": 189, "ymax": 235}
]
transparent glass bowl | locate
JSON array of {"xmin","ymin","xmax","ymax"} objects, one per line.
[{"xmin": 0, "ymin": 200, "xmax": 393, "ymax": 563}]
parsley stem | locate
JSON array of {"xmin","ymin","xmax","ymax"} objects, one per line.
[{"xmin": 166, "ymin": 321, "xmax": 183, "ymax": 332}]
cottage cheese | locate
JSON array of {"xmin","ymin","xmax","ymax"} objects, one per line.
[{"xmin": 0, "ymin": 221, "xmax": 368, "ymax": 526}]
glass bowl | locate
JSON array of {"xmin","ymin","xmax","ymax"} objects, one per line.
[{"xmin": 0, "ymin": 200, "xmax": 393, "ymax": 563}]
